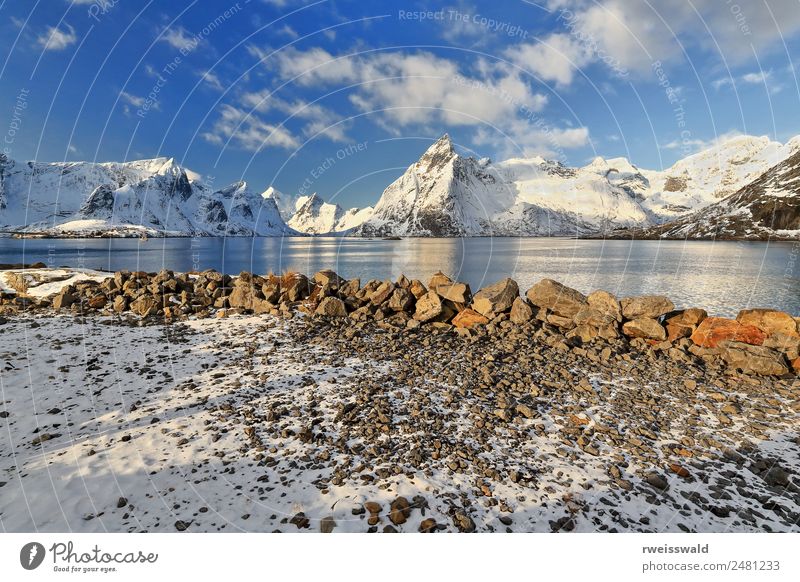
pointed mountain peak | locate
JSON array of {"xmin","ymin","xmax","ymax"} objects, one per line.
[{"xmin": 418, "ymin": 134, "xmax": 457, "ymax": 172}]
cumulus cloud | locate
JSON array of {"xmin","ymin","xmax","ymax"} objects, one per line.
[
  {"xmin": 258, "ymin": 46, "xmax": 550, "ymax": 131},
  {"xmin": 199, "ymin": 70, "xmax": 224, "ymax": 91},
  {"xmin": 202, "ymin": 104, "xmax": 300, "ymax": 151},
  {"xmin": 36, "ymin": 24, "xmax": 77, "ymax": 51},
  {"xmin": 549, "ymin": 0, "xmax": 800, "ymax": 74},
  {"xmin": 504, "ymin": 33, "xmax": 594, "ymax": 86},
  {"xmin": 712, "ymin": 69, "xmax": 783, "ymax": 93}
]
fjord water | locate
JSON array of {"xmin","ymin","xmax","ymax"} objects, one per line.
[{"xmin": 1, "ymin": 237, "xmax": 798, "ymax": 317}]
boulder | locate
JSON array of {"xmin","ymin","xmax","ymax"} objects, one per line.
[
  {"xmin": 315, "ymin": 296, "xmax": 348, "ymax": 317},
  {"xmin": 573, "ymin": 305, "xmax": 618, "ymax": 327},
  {"xmin": 283, "ymin": 274, "xmax": 311, "ymax": 301},
  {"xmin": 409, "ymin": 280, "xmax": 427, "ymax": 299},
  {"xmin": 434, "ymin": 282, "xmax": 471, "ymax": 304},
  {"xmin": 52, "ymin": 289, "xmax": 77, "ymax": 310},
  {"xmin": 666, "ymin": 308, "xmax": 707, "ymax": 327},
  {"xmin": 370, "ymin": 281, "xmax": 395, "ymax": 306},
  {"xmin": 719, "ymin": 342, "xmax": 790, "ymax": 375},
  {"xmin": 690, "ymin": 317, "xmax": 767, "ymax": 348},
  {"xmin": 87, "ymin": 295, "xmax": 107, "ymax": 309},
  {"xmin": 509, "ymin": 297, "xmax": 534, "ymax": 324},
  {"xmin": 526, "ymin": 279, "xmax": 587, "ymax": 318},
  {"xmin": 388, "ymin": 288, "xmax": 414, "ymax": 312},
  {"xmin": 620, "ymin": 295, "xmax": 674, "ymax": 320},
  {"xmin": 428, "ymin": 271, "xmax": 452, "ymax": 289},
  {"xmin": 452, "ymin": 308, "xmax": 489, "ymax": 329},
  {"xmin": 413, "ymin": 291, "xmax": 444, "ymax": 322},
  {"xmin": 622, "ymin": 318, "xmax": 666, "ymax": 341},
  {"xmin": 736, "ymin": 309, "xmax": 799, "ymax": 338},
  {"xmin": 763, "ymin": 332, "xmax": 800, "ymax": 359},
  {"xmin": 228, "ymin": 285, "xmax": 261, "ymax": 310},
  {"xmin": 130, "ymin": 295, "xmax": 158, "ymax": 317},
  {"xmin": 113, "ymin": 295, "xmax": 128, "ymax": 313},
  {"xmin": 471, "ymin": 278, "xmax": 519, "ymax": 318},
  {"xmin": 547, "ymin": 313, "xmax": 574, "ymax": 329},
  {"xmin": 586, "ymin": 290, "xmax": 622, "ymax": 322},
  {"xmin": 666, "ymin": 323, "xmax": 694, "ymax": 342},
  {"xmin": 339, "ymin": 278, "xmax": 360, "ymax": 298},
  {"xmin": 313, "ymin": 269, "xmax": 345, "ymax": 288},
  {"xmin": 566, "ymin": 324, "xmax": 599, "ymax": 343}
]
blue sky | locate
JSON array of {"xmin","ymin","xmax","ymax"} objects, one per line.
[{"xmin": 2, "ymin": 0, "xmax": 800, "ymax": 210}]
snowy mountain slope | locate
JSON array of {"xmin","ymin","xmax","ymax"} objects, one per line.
[
  {"xmin": 356, "ymin": 135, "xmax": 518, "ymax": 236},
  {"xmin": 286, "ymin": 193, "xmax": 373, "ymax": 234},
  {"xmin": 353, "ymin": 133, "xmax": 800, "ymax": 238},
  {"xmin": 0, "ymin": 156, "xmax": 294, "ymax": 236},
  {"xmin": 627, "ymin": 148, "xmax": 800, "ymax": 240},
  {"xmin": 636, "ymin": 135, "xmax": 800, "ymax": 220}
]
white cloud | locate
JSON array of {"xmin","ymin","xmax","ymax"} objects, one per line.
[
  {"xmin": 160, "ymin": 26, "xmax": 199, "ymax": 52},
  {"xmin": 550, "ymin": 0, "xmax": 800, "ymax": 75},
  {"xmin": 505, "ymin": 33, "xmax": 593, "ymax": 86},
  {"xmin": 202, "ymin": 104, "xmax": 300, "ymax": 151},
  {"xmin": 261, "ymin": 47, "xmax": 549, "ymax": 132},
  {"xmin": 119, "ymin": 91, "xmax": 146, "ymax": 107},
  {"xmin": 199, "ymin": 70, "xmax": 224, "ymax": 91},
  {"xmin": 712, "ymin": 70, "xmax": 783, "ymax": 94},
  {"xmin": 36, "ymin": 24, "xmax": 77, "ymax": 51},
  {"xmin": 239, "ymin": 90, "xmax": 350, "ymax": 142}
]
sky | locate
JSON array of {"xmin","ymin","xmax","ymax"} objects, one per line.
[{"xmin": 1, "ymin": 0, "xmax": 800, "ymax": 210}]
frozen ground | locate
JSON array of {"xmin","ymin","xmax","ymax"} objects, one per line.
[{"xmin": 0, "ymin": 313, "xmax": 798, "ymax": 533}]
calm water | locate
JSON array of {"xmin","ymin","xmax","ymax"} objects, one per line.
[{"xmin": 1, "ymin": 237, "xmax": 798, "ymax": 316}]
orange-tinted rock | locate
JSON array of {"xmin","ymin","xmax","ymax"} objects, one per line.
[
  {"xmin": 690, "ymin": 317, "xmax": 767, "ymax": 348},
  {"xmin": 451, "ymin": 308, "xmax": 489, "ymax": 329},
  {"xmin": 792, "ymin": 357, "xmax": 800, "ymax": 374},
  {"xmin": 736, "ymin": 309, "xmax": 799, "ymax": 338}
]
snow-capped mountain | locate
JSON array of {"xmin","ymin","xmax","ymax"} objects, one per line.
[
  {"xmin": 354, "ymin": 133, "xmax": 800, "ymax": 238},
  {"xmin": 357, "ymin": 135, "xmax": 516, "ymax": 236},
  {"xmin": 261, "ymin": 186, "xmax": 299, "ymax": 222},
  {"xmin": 630, "ymin": 147, "xmax": 800, "ymax": 240},
  {"xmin": 0, "ymin": 155, "xmax": 294, "ymax": 236},
  {"xmin": 288, "ymin": 192, "xmax": 373, "ymax": 234}
]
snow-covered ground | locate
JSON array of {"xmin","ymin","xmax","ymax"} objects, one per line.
[
  {"xmin": 0, "ymin": 268, "xmax": 110, "ymax": 298},
  {"xmin": 1, "ymin": 312, "xmax": 798, "ymax": 533}
]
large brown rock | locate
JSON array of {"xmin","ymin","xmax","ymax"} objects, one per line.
[
  {"xmin": 228, "ymin": 285, "xmax": 261, "ymax": 310},
  {"xmin": 471, "ymin": 278, "xmax": 519, "ymax": 318},
  {"xmin": 526, "ymin": 279, "xmax": 586, "ymax": 318},
  {"xmin": 763, "ymin": 332, "xmax": 800, "ymax": 359},
  {"xmin": 388, "ymin": 288, "xmax": 414, "ymax": 312},
  {"xmin": 130, "ymin": 295, "xmax": 158, "ymax": 317},
  {"xmin": 452, "ymin": 308, "xmax": 489, "ymax": 329},
  {"xmin": 586, "ymin": 290, "xmax": 622, "ymax": 322},
  {"xmin": 370, "ymin": 281, "xmax": 395, "ymax": 306},
  {"xmin": 313, "ymin": 270, "xmax": 345, "ymax": 288},
  {"xmin": 428, "ymin": 271, "xmax": 452, "ymax": 289},
  {"xmin": 666, "ymin": 308, "xmax": 707, "ymax": 327},
  {"xmin": 434, "ymin": 282, "xmax": 471, "ymax": 304},
  {"xmin": 52, "ymin": 289, "xmax": 77, "ymax": 310},
  {"xmin": 409, "ymin": 280, "xmax": 427, "ymax": 299},
  {"xmin": 622, "ymin": 317, "xmax": 666, "ymax": 340},
  {"xmin": 719, "ymin": 342, "xmax": 790, "ymax": 375},
  {"xmin": 283, "ymin": 273, "xmax": 311, "ymax": 301},
  {"xmin": 690, "ymin": 317, "xmax": 767, "ymax": 348},
  {"xmin": 413, "ymin": 291, "xmax": 444, "ymax": 322},
  {"xmin": 573, "ymin": 306, "xmax": 618, "ymax": 327},
  {"xmin": 509, "ymin": 297, "xmax": 533, "ymax": 324},
  {"xmin": 736, "ymin": 309, "xmax": 799, "ymax": 338},
  {"xmin": 620, "ymin": 295, "xmax": 674, "ymax": 319},
  {"xmin": 315, "ymin": 296, "xmax": 348, "ymax": 317}
]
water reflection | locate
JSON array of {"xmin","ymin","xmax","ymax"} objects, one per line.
[{"xmin": 1, "ymin": 236, "xmax": 797, "ymax": 316}]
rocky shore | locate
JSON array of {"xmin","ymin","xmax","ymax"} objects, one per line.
[
  {"xmin": 2, "ymin": 266, "xmax": 799, "ymax": 378},
  {"xmin": 1, "ymin": 267, "xmax": 799, "ymax": 533}
]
